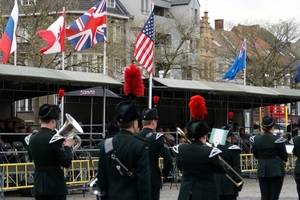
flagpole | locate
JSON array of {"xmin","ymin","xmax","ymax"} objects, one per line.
[
  {"xmin": 102, "ymin": 2, "xmax": 107, "ymax": 138},
  {"xmin": 243, "ymin": 38, "xmax": 246, "ymax": 86},
  {"xmin": 148, "ymin": 3, "xmax": 154, "ymax": 109},
  {"xmin": 60, "ymin": 7, "xmax": 66, "ymax": 127}
]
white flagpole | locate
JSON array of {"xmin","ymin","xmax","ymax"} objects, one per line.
[
  {"xmin": 102, "ymin": 2, "xmax": 107, "ymax": 138},
  {"xmin": 60, "ymin": 7, "xmax": 66, "ymax": 127},
  {"xmin": 243, "ymin": 38, "xmax": 246, "ymax": 86},
  {"xmin": 148, "ymin": 3, "xmax": 155, "ymax": 109}
]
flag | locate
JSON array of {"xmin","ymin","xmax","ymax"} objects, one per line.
[
  {"xmin": 0, "ymin": 0, "xmax": 19, "ymax": 63},
  {"xmin": 134, "ymin": 10, "xmax": 154, "ymax": 74},
  {"xmin": 295, "ymin": 62, "xmax": 300, "ymax": 84},
  {"xmin": 222, "ymin": 40, "xmax": 246, "ymax": 80},
  {"xmin": 66, "ymin": 0, "xmax": 106, "ymax": 51},
  {"xmin": 36, "ymin": 12, "xmax": 65, "ymax": 54}
]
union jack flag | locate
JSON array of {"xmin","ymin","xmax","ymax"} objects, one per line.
[{"xmin": 66, "ymin": 0, "xmax": 106, "ymax": 51}]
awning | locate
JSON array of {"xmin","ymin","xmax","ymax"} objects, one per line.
[
  {"xmin": 64, "ymin": 86, "xmax": 122, "ymax": 98},
  {"xmin": 0, "ymin": 64, "xmax": 122, "ymax": 101}
]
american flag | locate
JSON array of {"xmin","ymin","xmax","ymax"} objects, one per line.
[
  {"xmin": 134, "ymin": 10, "xmax": 154, "ymax": 74},
  {"xmin": 66, "ymin": 0, "xmax": 106, "ymax": 51}
]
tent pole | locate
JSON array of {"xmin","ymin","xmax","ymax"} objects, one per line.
[{"xmin": 90, "ymin": 97, "xmax": 93, "ymax": 146}]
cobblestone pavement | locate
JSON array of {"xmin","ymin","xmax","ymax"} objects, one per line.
[{"xmin": 1, "ymin": 174, "xmax": 298, "ymax": 199}]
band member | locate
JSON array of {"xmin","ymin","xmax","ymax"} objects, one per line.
[
  {"xmin": 251, "ymin": 116, "xmax": 288, "ymax": 200},
  {"xmin": 215, "ymin": 124, "xmax": 243, "ymax": 200},
  {"xmin": 137, "ymin": 108, "xmax": 173, "ymax": 200},
  {"xmin": 173, "ymin": 95, "xmax": 226, "ymax": 200},
  {"xmin": 292, "ymin": 132, "xmax": 300, "ymax": 199},
  {"xmin": 97, "ymin": 101, "xmax": 151, "ymax": 200},
  {"xmin": 27, "ymin": 104, "xmax": 74, "ymax": 200}
]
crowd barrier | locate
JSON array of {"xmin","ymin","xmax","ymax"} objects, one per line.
[{"xmin": 0, "ymin": 153, "xmax": 297, "ymax": 195}]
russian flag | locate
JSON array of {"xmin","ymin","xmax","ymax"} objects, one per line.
[
  {"xmin": 36, "ymin": 12, "xmax": 65, "ymax": 54},
  {"xmin": 0, "ymin": 0, "xmax": 19, "ymax": 64}
]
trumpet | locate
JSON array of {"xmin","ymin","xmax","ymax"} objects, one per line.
[
  {"xmin": 176, "ymin": 127, "xmax": 243, "ymax": 187},
  {"xmin": 206, "ymin": 142, "xmax": 244, "ymax": 187},
  {"xmin": 49, "ymin": 113, "xmax": 83, "ymax": 153}
]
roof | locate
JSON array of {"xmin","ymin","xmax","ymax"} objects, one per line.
[
  {"xmin": 153, "ymin": 78, "xmax": 300, "ymax": 108},
  {"xmin": 0, "ymin": 64, "xmax": 122, "ymax": 101}
]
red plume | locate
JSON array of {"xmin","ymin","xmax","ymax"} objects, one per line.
[
  {"xmin": 58, "ymin": 89, "xmax": 65, "ymax": 99},
  {"xmin": 228, "ymin": 112, "xmax": 234, "ymax": 120},
  {"xmin": 153, "ymin": 96, "xmax": 160, "ymax": 104},
  {"xmin": 123, "ymin": 64, "xmax": 144, "ymax": 97},
  {"xmin": 188, "ymin": 95, "xmax": 207, "ymax": 119}
]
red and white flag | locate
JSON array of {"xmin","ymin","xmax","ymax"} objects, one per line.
[
  {"xmin": 134, "ymin": 10, "xmax": 154, "ymax": 74},
  {"xmin": 36, "ymin": 12, "xmax": 65, "ymax": 54}
]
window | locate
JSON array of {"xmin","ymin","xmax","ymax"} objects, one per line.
[
  {"xmin": 141, "ymin": 0, "xmax": 148, "ymax": 14},
  {"xmin": 107, "ymin": 0, "xmax": 115, "ymax": 8},
  {"xmin": 113, "ymin": 25, "xmax": 122, "ymax": 42},
  {"xmin": 18, "ymin": 27, "xmax": 31, "ymax": 43},
  {"xmin": 155, "ymin": 33, "xmax": 171, "ymax": 47},
  {"xmin": 54, "ymin": 55, "xmax": 62, "ymax": 70},
  {"xmin": 17, "ymin": 99, "xmax": 33, "ymax": 111},
  {"xmin": 67, "ymin": 55, "xmax": 78, "ymax": 71},
  {"xmin": 81, "ymin": 55, "xmax": 93, "ymax": 72},
  {"xmin": 21, "ymin": 0, "xmax": 36, "ymax": 5},
  {"xmin": 113, "ymin": 58, "xmax": 121, "ymax": 76},
  {"xmin": 96, "ymin": 56, "xmax": 103, "ymax": 73}
]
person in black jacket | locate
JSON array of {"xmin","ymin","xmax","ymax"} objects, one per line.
[
  {"xmin": 215, "ymin": 124, "xmax": 243, "ymax": 200},
  {"xmin": 97, "ymin": 101, "xmax": 151, "ymax": 200},
  {"xmin": 252, "ymin": 116, "xmax": 288, "ymax": 200},
  {"xmin": 27, "ymin": 104, "xmax": 74, "ymax": 200},
  {"xmin": 137, "ymin": 108, "xmax": 172, "ymax": 200}
]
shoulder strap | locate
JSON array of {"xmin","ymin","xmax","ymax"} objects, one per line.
[
  {"xmin": 104, "ymin": 137, "xmax": 134, "ymax": 178},
  {"xmin": 156, "ymin": 133, "xmax": 164, "ymax": 140},
  {"xmin": 275, "ymin": 137, "xmax": 286, "ymax": 144}
]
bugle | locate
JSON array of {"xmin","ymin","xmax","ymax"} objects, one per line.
[{"xmin": 206, "ymin": 142, "xmax": 244, "ymax": 187}]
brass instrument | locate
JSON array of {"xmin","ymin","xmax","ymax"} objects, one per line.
[
  {"xmin": 206, "ymin": 142, "xmax": 244, "ymax": 187},
  {"xmin": 177, "ymin": 127, "xmax": 191, "ymax": 144},
  {"xmin": 176, "ymin": 127, "xmax": 243, "ymax": 187},
  {"xmin": 49, "ymin": 113, "xmax": 83, "ymax": 153}
]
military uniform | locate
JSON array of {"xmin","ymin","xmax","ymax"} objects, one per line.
[
  {"xmin": 174, "ymin": 141, "xmax": 226, "ymax": 200},
  {"xmin": 28, "ymin": 128, "xmax": 72, "ymax": 196},
  {"xmin": 137, "ymin": 128, "xmax": 172, "ymax": 197},
  {"xmin": 291, "ymin": 136, "xmax": 300, "ymax": 199},
  {"xmin": 26, "ymin": 104, "xmax": 73, "ymax": 200},
  {"xmin": 97, "ymin": 100, "xmax": 151, "ymax": 200},
  {"xmin": 215, "ymin": 142, "xmax": 242, "ymax": 200},
  {"xmin": 252, "ymin": 116, "xmax": 288, "ymax": 200}
]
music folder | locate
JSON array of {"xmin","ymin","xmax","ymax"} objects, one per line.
[{"xmin": 209, "ymin": 128, "xmax": 228, "ymax": 145}]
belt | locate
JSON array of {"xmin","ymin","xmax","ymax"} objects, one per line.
[
  {"xmin": 35, "ymin": 165, "xmax": 60, "ymax": 172},
  {"xmin": 258, "ymin": 156, "xmax": 280, "ymax": 159}
]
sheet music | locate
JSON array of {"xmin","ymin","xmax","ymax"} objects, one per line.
[{"xmin": 213, "ymin": 129, "xmax": 224, "ymax": 144}]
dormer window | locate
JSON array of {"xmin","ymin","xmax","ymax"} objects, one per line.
[
  {"xmin": 107, "ymin": 0, "xmax": 115, "ymax": 8},
  {"xmin": 21, "ymin": 0, "xmax": 36, "ymax": 6}
]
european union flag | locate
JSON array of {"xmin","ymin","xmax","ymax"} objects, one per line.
[
  {"xmin": 223, "ymin": 40, "xmax": 246, "ymax": 80},
  {"xmin": 295, "ymin": 62, "xmax": 300, "ymax": 84}
]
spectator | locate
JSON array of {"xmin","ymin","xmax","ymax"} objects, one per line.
[
  {"xmin": 287, "ymin": 119, "xmax": 298, "ymax": 138},
  {"xmin": 26, "ymin": 126, "xmax": 33, "ymax": 133}
]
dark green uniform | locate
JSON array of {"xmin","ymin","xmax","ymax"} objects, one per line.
[
  {"xmin": 214, "ymin": 143, "xmax": 242, "ymax": 200},
  {"xmin": 174, "ymin": 141, "xmax": 226, "ymax": 200},
  {"xmin": 27, "ymin": 128, "xmax": 72, "ymax": 196},
  {"xmin": 252, "ymin": 133, "xmax": 288, "ymax": 200},
  {"xmin": 137, "ymin": 128, "xmax": 173, "ymax": 196},
  {"xmin": 292, "ymin": 136, "xmax": 300, "ymax": 198},
  {"xmin": 98, "ymin": 130, "xmax": 151, "ymax": 200}
]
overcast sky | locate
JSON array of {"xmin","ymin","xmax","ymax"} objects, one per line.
[{"xmin": 198, "ymin": 0, "xmax": 300, "ymax": 29}]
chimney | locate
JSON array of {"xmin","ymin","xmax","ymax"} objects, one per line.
[{"xmin": 215, "ymin": 19, "xmax": 224, "ymax": 30}]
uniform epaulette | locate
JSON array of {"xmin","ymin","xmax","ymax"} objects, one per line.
[
  {"xmin": 290, "ymin": 138, "xmax": 294, "ymax": 145},
  {"xmin": 209, "ymin": 147, "xmax": 222, "ymax": 158},
  {"xmin": 275, "ymin": 137, "xmax": 286, "ymax": 144},
  {"xmin": 49, "ymin": 134, "xmax": 65, "ymax": 144},
  {"xmin": 155, "ymin": 133, "xmax": 164, "ymax": 140},
  {"xmin": 172, "ymin": 144, "xmax": 180, "ymax": 154},
  {"xmin": 133, "ymin": 134, "xmax": 148, "ymax": 142},
  {"xmin": 250, "ymin": 135, "xmax": 256, "ymax": 143},
  {"xmin": 24, "ymin": 133, "xmax": 33, "ymax": 145},
  {"xmin": 228, "ymin": 145, "xmax": 241, "ymax": 150}
]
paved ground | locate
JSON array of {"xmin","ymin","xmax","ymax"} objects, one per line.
[{"xmin": 1, "ymin": 174, "xmax": 298, "ymax": 199}]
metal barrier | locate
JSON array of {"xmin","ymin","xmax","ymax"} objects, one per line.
[{"xmin": 0, "ymin": 159, "xmax": 98, "ymax": 194}]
